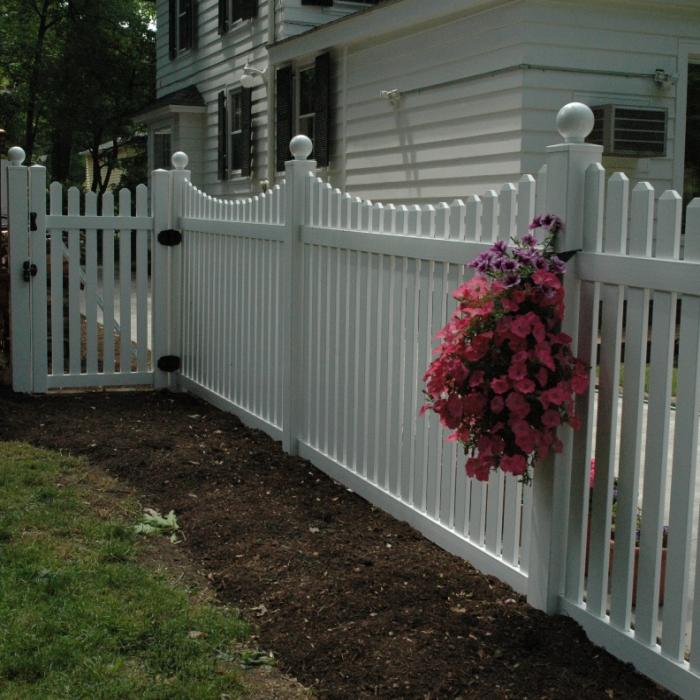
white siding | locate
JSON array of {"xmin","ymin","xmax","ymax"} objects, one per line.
[
  {"xmin": 518, "ymin": 1, "xmax": 700, "ymax": 196},
  {"xmin": 153, "ymin": 0, "xmax": 367, "ymax": 196},
  {"xmin": 153, "ymin": 0, "xmax": 700, "ymax": 204},
  {"xmin": 326, "ymin": 2, "xmax": 529, "ymax": 205}
]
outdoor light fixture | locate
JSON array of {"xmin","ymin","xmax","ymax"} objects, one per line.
[
  {"xmin": 380, "ymin": 89, "xmax": 401, "ymax": 107},
  {"xmin": 240, "ymin": 63, "xmax": 268, "ymax": 89},
  {"xmin": 653, "ymin": 69, "xmax": 678, "ymax": 87}
]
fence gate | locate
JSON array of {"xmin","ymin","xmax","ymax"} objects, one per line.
[{"xmin": 7, "ymin": 151, "xmax": 161, "ymax": 391}]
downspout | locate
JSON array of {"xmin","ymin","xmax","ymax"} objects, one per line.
[{"xmin": 266, "ymin": 0, "xmax": 277, "ymax": 186}]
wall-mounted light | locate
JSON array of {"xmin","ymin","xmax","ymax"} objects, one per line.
[
  {"xmin": 653, "ymin": 69, "xmax": 678, "ymax": 87},
  {"xmin": 241, "ymin": 63, "xmax": 268, "ymax": 89},
  {"xmin": 380, "ymin": 89, "xmax": 401, "ymax": 107}
]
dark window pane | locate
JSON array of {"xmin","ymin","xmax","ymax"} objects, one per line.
[
  {"xmin": 298, "ymin": 114, "xmax": 314, "ymax": 146},
  {"xmin": 231, "ymin": 91, "xmax": 243, "ymax": 132},
  {"xmin": 154, "ymin": 132, "xmax": 172, "ymax": 170},
  {"xmin": 299, "ymin": 68, "xmax": 315, "ymax": 117}
]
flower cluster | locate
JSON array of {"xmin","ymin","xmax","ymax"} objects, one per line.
[{"xmin": 421, "ymin": 215, "xmax": 588, "ymax": 482}]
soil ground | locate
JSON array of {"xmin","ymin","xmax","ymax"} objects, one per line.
[{"xmin": 0, "ymin": 388, "xmax": 678, "ymax": 699}]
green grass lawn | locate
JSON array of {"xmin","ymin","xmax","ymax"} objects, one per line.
[{"xmin": 0, "ymin": 442, "xmax": 252, "ymax": 699}]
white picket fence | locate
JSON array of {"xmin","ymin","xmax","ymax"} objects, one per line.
[{"xmin": 7, "ymin": 104, "xmax": 700, "ymax": 699}]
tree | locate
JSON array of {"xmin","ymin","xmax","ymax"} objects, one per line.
[{"xmin": 0, "ymin": 0, "xmax": 155, "ymax": 189}]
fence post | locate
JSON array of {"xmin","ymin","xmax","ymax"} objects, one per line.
[
  {"xmin": 7, "ymin": 147, "xmax": 31, "ymax": 393},
  {"xmin": 527, "ymin": 103, "xmax": 603, "ymax": 613},
  {"xmin": 282, "ymin": 136, "xmax": 316, "ymax": 455},
  {"xmin": 29, "ymin": 164, "xmax": 48, "ymax": 393},
  {"xmin": 152, "ymin": 152, "xmax": 189, "ymax": 390}
]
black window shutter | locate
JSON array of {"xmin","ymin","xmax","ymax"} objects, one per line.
[
  {"xmin": 313, "ymin": 52, "xmax": 333, "ymax": 167},
  {"xmin": 218, "ymin": 0, "xmax": 228, "ymax": 34},
  {"xmin": 240, "ymin": 87, "xmax": 253, "ymax": 177},
  {"xmin": 301, "ymin": 0, "xmax": 333, "ymax": 6},
  {"xmin": 218, "ymin": 90, "xmax": 228, "ymax": 180},
  {"xmin": 276, "ymin": 66, "xmax": 293, "ymax": 172},
  {"xmin": 241, "ymin": 0, "xmax": 258, "ymax": 19},
  {"xmin": 169, "ymin": 0, "xmax": 177, "ymax": 58}
]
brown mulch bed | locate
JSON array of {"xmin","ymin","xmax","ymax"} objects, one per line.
[{"xmin": 0, "ymin": 388, "xmax": 677, "ymax": 699}]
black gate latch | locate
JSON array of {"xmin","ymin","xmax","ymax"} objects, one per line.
[{"xmin": 22, "ymin": 260, "xmax": 37, "ymax": 282}]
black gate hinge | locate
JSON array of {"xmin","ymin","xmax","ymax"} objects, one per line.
[
  {"xmin": 22, "ymin": 260, "xmax": 37, "ymax": 282},
  {"xmin": 157, "ymin": 355, "xmax": 181, "ymax": 372},
  {"xmin": 29, "ymin": 212, "xmax": 37, "ymax": 231},
  {"xmin": 158, "ymin": 229, "xmax": 182, "ymax": 246}
]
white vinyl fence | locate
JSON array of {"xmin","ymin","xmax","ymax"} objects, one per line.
[{"xmin": 7, "ymin": 104, "xmax": 700, "ymax": 699}]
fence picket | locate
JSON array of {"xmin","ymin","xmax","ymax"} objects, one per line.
[
  {"xmin": 516, "ymin": 174, "xmax": 536, "ymax": 235},
  {"xmin": 84, "ymin": 191, "xmax": 98, "ymax": 374},
  {"xmin": 636, "ymin": 190, "xmax": 682, "ymax": 645},
  {"xmin": 482, "ymin": 190, "xmax": 498, "ymax": 242},
  {"xmin": 466, "ymin": 195, "xmax": 482, "ymax": 242},
  {"xmin": 101, "ymin": 192, "xmax": 116, "ymax": 374},
  {"xmin": 498, "ymin": 183, "xmax": 517, "ymax": 240},
  {"xmin": 588, "ymin": 172, "xmax": 628, "ymax": 617},
  {"xmin": 444, "ymin": 198, "xmax": 462, "ymax": 239},
  {"xmin": 609, "ymin": 182, "xmax": 653, "ymax": 631},
  {"xmin": 135, "ymin": 185, "xmax": 149, "ymax": 372},
  {"xmin": 49, "ymin": 182, "xmax": 64, "ymax": 376},
  {"xmin": 664, "ymin": 197, "xmax": 700, "ymax": 662},
  {"xmin": 67, "ymin": 188, "xmax": 81, "ymax": 375},
  {"xmin": 118, "ymin": 189, "xmax": 132, "ymax": 372}
]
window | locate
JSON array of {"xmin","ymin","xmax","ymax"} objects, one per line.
[
  {"xmin": 276, "ymin": 52, "xmax": 333, "ymax": 171},
  {"xmin": 230, "ymin": 90, "xmax": 243, "ymax": 171},
  {"xmin": 297, "ymin": 67, "xmax": 315, "ymax": 144},
  {"xmin": 218, "ymin": 88, "xmax": 252, "ymax": 180},
  {"xmin": 218, "ymin": 0, "xmax": 257, "ymax": 34},
  {"xmin": 169, "ymin": 0, "xmax": 198, "ymax": 59},
  {"xmin": 153, "ymin": 130, "xmax": 172, "ymax": 170}
]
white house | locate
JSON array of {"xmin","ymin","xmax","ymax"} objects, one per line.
[{"xmin": 138, "ymin": 0, "xmax": 700, "ymax": 206}]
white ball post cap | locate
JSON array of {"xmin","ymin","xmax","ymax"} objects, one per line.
[
  {"xmin": 289, "ymin": 134, "xmax": 313, "ymax": 160},
  {"xmin": 8, "ymin": 146, "xmax": 25, "ymax": 165},
  {"xmin": 171, "ymin": 151, "xmax": 189, "ymax": 170},
  {"xmin": 556, "ymin": 102, "xmax": 595, "ymax": 144}
]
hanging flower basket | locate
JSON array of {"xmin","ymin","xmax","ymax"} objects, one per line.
[{"xmin": 421, "ymin": 215, "xmax": 589, "ymax": 484}]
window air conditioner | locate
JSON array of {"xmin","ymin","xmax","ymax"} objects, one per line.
[{"xmin": 589, "ymin": 105, "xmax": 667, "ymax": 157}]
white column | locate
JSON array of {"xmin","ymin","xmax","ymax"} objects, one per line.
[
  {"xmin": 527, "ymin": 103, "xmax": 603, "ymax": 613},
  {"xmin": 152, "ymin": 151, "xmax": 190, "ymax": 390},
  {"xmin": 7, "ymin": 147, "xmax": 31, "ymax": 393},
  {"xmin": 282, "ymin": 136, "xmax": 316, "ymax": 454}
]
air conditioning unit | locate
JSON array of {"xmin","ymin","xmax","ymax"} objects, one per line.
[{"xmin": 588, "ymin": 105, "xmax": 667, "ymax": 157}]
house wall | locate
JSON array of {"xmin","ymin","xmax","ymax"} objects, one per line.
[
  {"xmin": 153, "ymin": 0, "xmax": 368, "ymax": 195},
  {"xmin": 519, "ymin": 0, "xmax": 700, "ymax": 197},
  {"xmin": 153, "ymin": 0, "xmax": 700, "ymax": 205},
  {"xmin": 326, "ymin": 2, "xmax": 530, "ymax": 205}
]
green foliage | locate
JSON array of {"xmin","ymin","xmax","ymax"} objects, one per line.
[
  {"xmin": 0, "ymin": 442, "xmax": 251, "ymax": 699},
  {"xmin": 0, "ymin": 0, "xmax": 155, "ymax": 190}
]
